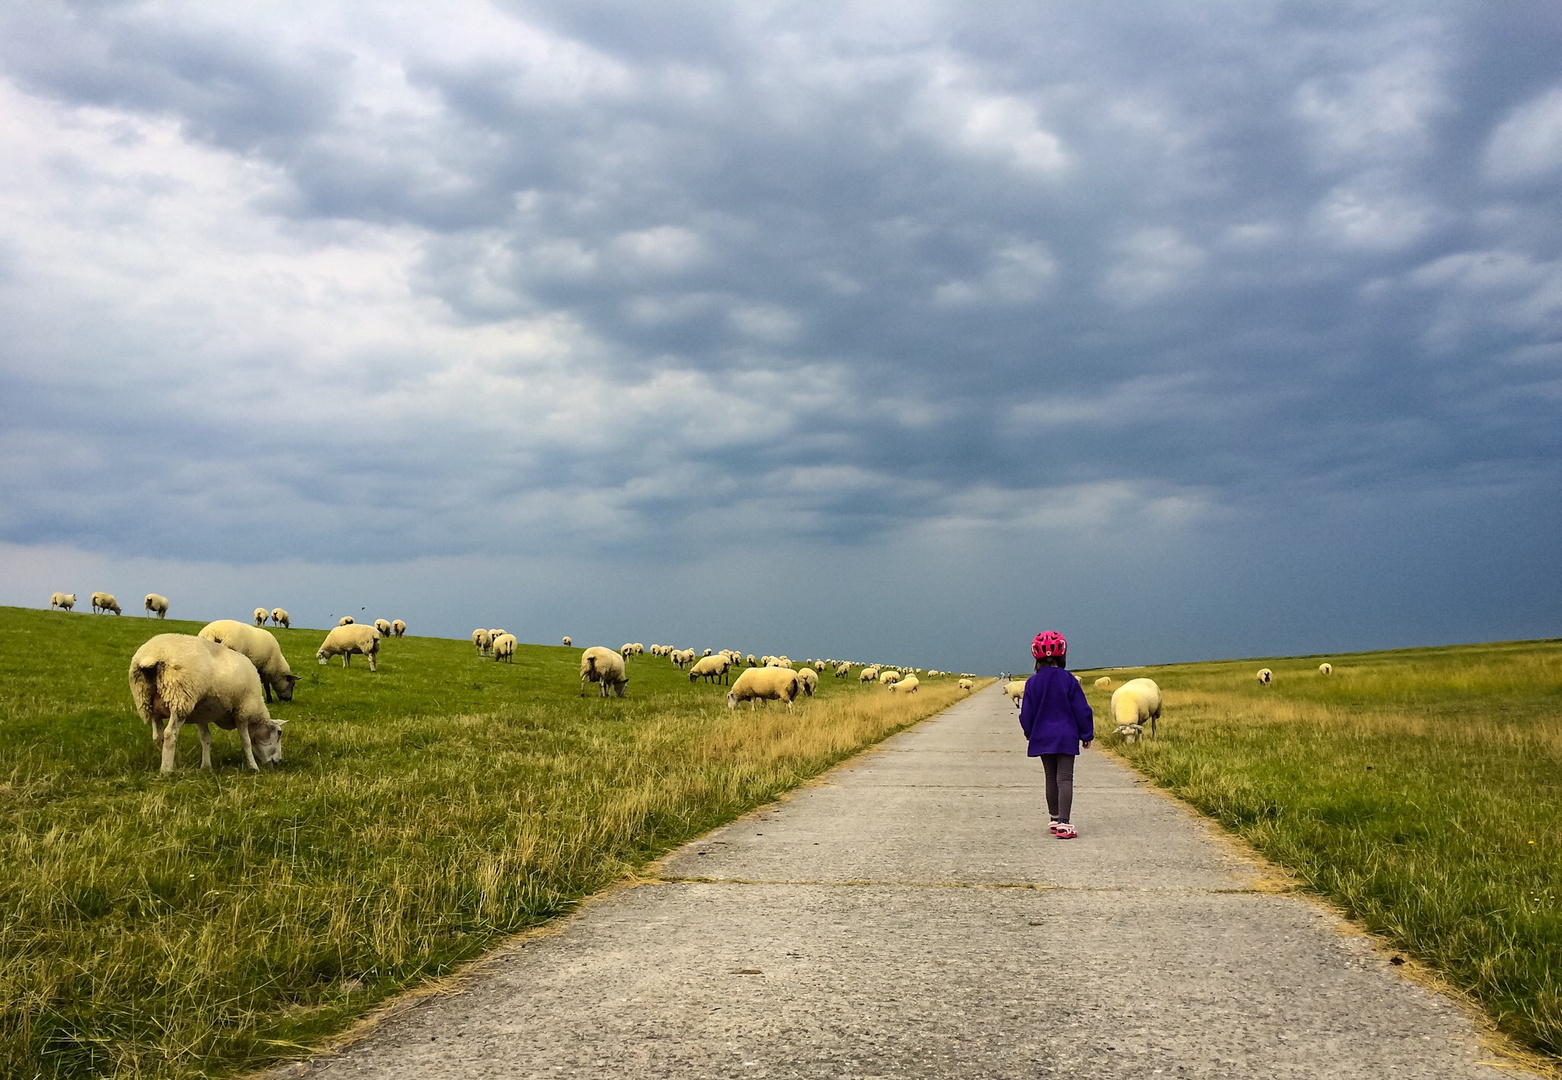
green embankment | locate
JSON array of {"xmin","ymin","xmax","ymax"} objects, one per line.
[
  {"xmin": 0, "ymin": 606, "xmax": 972, "ymax": 1079},
  {"xmin": 1081, "ymin": 639, "xmax": 1562, "ymax": 1060}
]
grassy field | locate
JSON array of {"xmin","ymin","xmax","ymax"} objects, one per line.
[
  {"xmin": 0, "ymin": 606, "xmax": 975, "ymax": 1079},
  {"xmin": 1079, "ymin": 639, "xmax": 1562, "ymax": 1060}
]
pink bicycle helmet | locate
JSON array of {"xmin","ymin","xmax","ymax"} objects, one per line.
[{"xmin": 1032, "ymin": 631, "xmax": 1068, "ymax": 659}]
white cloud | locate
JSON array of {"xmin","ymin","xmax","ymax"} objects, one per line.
[
  {"xmin": 1100, "ymin": 228, "xmax": 1205, "ymax": 306},
  {"xmin": 1483, "ymin": 84, "xmax": 1562, "ymax": 185},
  {"xmin": 934, "ymin": 241, "xmax": 1057, "ymax": 306}
]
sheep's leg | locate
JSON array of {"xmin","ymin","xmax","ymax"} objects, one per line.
[
  {"xmin": 343, "ymin": 654, "xmax": 350, "ymax": 668},
  {"xmin": 236, "ymin": 721, "xmax": 259, "ymax": 772},
  {"xmin": 159, "ymin": 716, "xmax": 185, "ymax": 773},
  {"xmin": 1150, "ymin": 714, "xmax": 1158, "ymax": 739},
  {"xmin": 263, "ymin": 682, "xmax": 274, "ymax": 704},
  {"xmin": 580, "ymin": 676, "xmax": 587, "ymax": 697},
  {"xmin": 197, "ymin": 723, "xmax": 213, "ymax": 769},
  {"xmin": 367, "ymin": 650, "xmax": 378, "ymax": 672},
  {"xmin": 150, "ymin": 717, "xmax": 165, "ymax": 747}
]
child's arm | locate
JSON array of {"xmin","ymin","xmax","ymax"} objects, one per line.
[{"xmin": 1068, "ymin": 676, "xmax": 1094, "ymax": 746}]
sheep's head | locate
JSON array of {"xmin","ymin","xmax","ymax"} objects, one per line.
[
  {"xmin": 250, "ymin": 719, "xmax": 285, "ymax": 765},
  {"xmin": 316, "ymin": 649, "xmax": 329, "ymax": 665},
  {"xmin": 275, "ymin": 673, "xmax": 300, "ymax": 702},
  {"xmin": 1115, "ymin": 723, "xmax": 1141, "ymax": 744}
]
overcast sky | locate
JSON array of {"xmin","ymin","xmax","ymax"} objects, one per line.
[{"xmin": 1, "ymin": 1, "xmax": 1558, "ymax": 672}]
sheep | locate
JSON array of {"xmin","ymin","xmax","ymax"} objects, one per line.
[
  {"xmin": 128, "ymin": 633, "xmax": 286, "ymax": 773},
  {"xmin": 727, "ymin": 667, "xmax": 802, "ymax": 710},
  {"xmin": 835, "ymin": 661, "xmax": 851, "ymax": 679},
  {"xmin": 391, "ymin": 619, "xmax": 406, "ymax": 637},
  {"xmin": 1005, "ymin": 679, "xmax": 1027, "ymax": 707},
  {"xmin": 317, "ymin": 624, "xmax": 381, "ymax": 671},
  {"xmin": 92, "ymin": 592, "xmax": 122, "ymax": 615},
  {"xmin": 1318, "ymin": 662, "xmax": 1332, "ymax": 675},
  {"xmin": 747, "ymin": 654, "xmax": 757, "ymax": 666},
  {"xmin": 372, "ymin": 618, "xmax": 391, "ymax": 637},
  {"xmin": 1257, "ymin": 668, "xmax": 1273, "ymax": 685},
  {"xmin": 197, "ymin": 619, "xmax": 300, "ymax": 704},
  {"xmin": 562, "ymin": 636, "xmax": 572, "ymax": 647},
  {"xmin": 493, "ymin": 633, "xmax": 517, "ymax": 663},
  {"xmin": 689, "ymin": 654, "xmax": 732, "ymax": 685},
  {"xmin": 890, "ymin": 674, "xmax": 919, "ymax": 694},
  {"xmin": 338, "ymin": 616, "xmax": 355, "ymax": 626},
  {"xmin": 859, "ymin": 667, "xmax": 878, "ymax": 684},
  {"xmin": 143, "ymin": 593, "xmax": 169, "ymax": 618},
  {"xmin": 473, "ymin": 628, "xmax": 493, "ymax": 656},
  {"xmin": 622, "ymin": 643, "xmax": 637, "ymax": 658},
  {"xmin": 50, "ymin": 592, "xmax": 77, "ymax": 611},
  {"xmin": 958, "ymin": 678, "xmax": 974, "ymax": 691},
  {"xmin": 879, "ymin": 670, "xmax": 901, "ymax": 685},
  {"xmin": 254, "ymin": 608, "xmax": 269, "ymax": 626},
  {"xmin": 580, "ymin": 647, "xmax": 629, "ymax": 698},
  {"xmin": 1111, "ymin": 678, "xmax": 1163, "ymax": 743},
  {"xmin": 796, "ymin": 667, "xmax": 819, "ymax": 697},
  {"xmin": 1094, "ymin": 676, "xmax": 1112, "ymax": 689},
  {"xmin": 271, "ymin": 608, "xmax": 290, "ymax": 629}
]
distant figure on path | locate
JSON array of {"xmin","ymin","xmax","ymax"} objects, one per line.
[{"xmin": 1017, "ymin": 631, "xmax": 1094, "ymax": 840}]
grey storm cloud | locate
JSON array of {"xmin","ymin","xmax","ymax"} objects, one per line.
[{"xmin": 0, "ymin": 0, "xmax": 1559, "ymax": 665}]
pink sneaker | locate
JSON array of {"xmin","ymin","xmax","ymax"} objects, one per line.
[
  {"xmin": 1048, "ymin": 821, "xmax": 1062, "ymax": 835},
  {"xmin": 1053, "ymin": 823, "xmax": 1078, "ymax": 840}
]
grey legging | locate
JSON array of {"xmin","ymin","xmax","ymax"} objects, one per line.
[{"xmin": 1040, "ymin": 753, "xmax": 1076, "ymax": 823}]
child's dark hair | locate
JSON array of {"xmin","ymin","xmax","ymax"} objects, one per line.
[{"xmin": 1035, "ymin": 654, "xmax": 1067, "ymax": 670}]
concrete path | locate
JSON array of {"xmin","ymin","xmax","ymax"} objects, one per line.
[{"xmin": 284, "ymin": 686, "xmax": 1536, "ymax": 1079}]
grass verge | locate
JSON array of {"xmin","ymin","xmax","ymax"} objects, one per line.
[
  {"xmin": 1080, "ymin": 639, "xmax": 1562, "ymax": 1060},
  {"xmin": 0, "ymin": 606, "xmax": 979, "ymax": 1078}
]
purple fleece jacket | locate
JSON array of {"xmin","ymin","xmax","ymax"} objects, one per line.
[{"xmin": 1018, "ymin": 667, "xmax": 1095, "ymax": 756}]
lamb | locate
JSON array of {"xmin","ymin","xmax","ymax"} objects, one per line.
[
  {"xmin": 1257, "ymin": 668, "xmax": 1273, "ymax": 685},
  {"xmin": 317, "ymin": 624, "xmax": 381, "ymax": 671},
  {"xmin": 562, "ymin": 636, "xmax": 572, "ymax": 647},
  {"xmin": 391, "ymin": 619, "xmax": 406, "ymax": 637},
  {"xmin": 128, "ymin": 633, "xmax": 286, "ymax": 773},
  {"xmin": 338, "ymin": 616, "xmax": 355, "ymax": 626},
  {"xmin": 796, "ymin": 667, "xmax": 819, "ymax": 697},
  {"xmin": 374, "ymin": 619, "xmax": 392, "ymax": 636},
  {"xmin": 1318, "ymin": 662, "xmax": 1332, "ymax": 675},
  {"xmin": 144, "ymin": 593, "xmax": 169, "ymax": 618},
  {"xmin": 958, "ymin": 678, "xmax": 974, "ymax": 691},
  {"xmin": 890, "ymin": 674, "xmax": 919, "ymax": 694},
  {"xmin": 50, "ymin": 592, "xmax": 77, "ymax": 611},
  {"xmin": 92, "ymin": 592, "xmax": 122, "ymax": 615},
  {"xmin": 473, "ymin": 628, "xmax": 493, "ymax": 656},
  {"xmin": 726, "ymin": 666, "xmax": 802, "ymax": 710},
  {"xmin": 1006, "ymin": 679, "xmax": 1027, "ymax": 707},
  {"xmin": 254, "ymin": 608, "xmax": 269, "ymax": 626},
  {"xmin": 1111, "ymin": 678, "xmax": 1163, "ymax": 743},
  {"xmin": 271, "ymin": 608, "xmax": 290, "ymax": 629},
  {"xmin": 197, "ymin": 619, "xmax": 300, "ymax": 704},
  {"xmin": 493, "ymin": 633, "xmax": 517, "ymax": 663},
  {"xmin": 689, "ymin": 654, "xmax": 732, "ymax": 684},
  {"xmin": 580, "ymin": 647, "xmax": 629, "ymax": 698},
  {"xmin": 1094, "ymin": 676, "xmax": 1112, "ymax": 689}
]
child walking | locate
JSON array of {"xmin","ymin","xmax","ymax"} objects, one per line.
[{"xmin": 1017, "ymin": 631, "xmax": 1094, "ymax": 839}]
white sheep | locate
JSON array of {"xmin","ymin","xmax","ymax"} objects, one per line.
[
  {"xmin": 958, "ymin": 678, "xmax": 974, "ymax": 691},
  {"xmin": 1094, "ymin": 676, "xmax": 1112, "ymax": 689},
  {"xmin": 92, "ymin": 592, "xmax": 122, "ymax": 615},
  {"xmin": 338, "ymin": 616, "xmax": 355, "ymax": 626},
  {"xmin": 562, "ymin": 636, "xmax": 572, "ymax": 647},
  {"xmin": 1257, "ymin": 668, "xmax": 1273, "ymax": 685},
  {"xmin": 890, "ymin": 674, "xmax": 919, "ymax": 694},
  {"xmin": 50, "ymin": 592, "xmax": 77, "ymax": 611},
  {"xmin": 143, "ymin": 593, "xmax": 169, "ymax": 618},
  {"xmin": 317, "ymin": 624, "xmax": 381, "ymax": 671},
  {"xmin": 254, "ymin": 608, "xmax": 269, "ymax": 626},
  {"xmin": 1006, "ymin": 679, "xmax": 1027, "ymax": 707},
  {"xmin": 859, "ymin": 666, "xmax": 879, "ymax": 683},
  {"xmin": 689, "ymin": 654, "xmax": 732, "ymax": 684},
  {"xmin": 493, "ymin": 633, "xmax": 517, "ymax": 663},
  {"xmin": 580, "ymin": 647, "xmax": 629, "ymax": 698},
  {"xmin": 879, "ymin": 670, "xmax": 901, "ymax": 685},
  {"xmin": 473, "ymin": 628, "xmax": 493, "ymax": 656},
  {"xmin": 1318, "ymin": 662, "xmax": 1332, "ymax": 675},
  {"xmin": 375, "ymin": 618, "xmax": 393, "ymax": 636},
  {"xmin": 747, "ymin": 654, "xmax": 757, "ymax": 666},
  {"xmin": 198, "ymin": 619, "xmax": 300, "ymax": 704},
  {"xmin": 391, "ymin": 619, "xmax": 406, "ymax": 637},
  {"xmin": 271, "ymin": 608, "xmax": 290, "ymax": 629},
  {"xmin": 796, "ymin": 667, "xmax": 819, "ymax": 697},
  {"xmin": 128, "ymin": 633, "xmax": 285, "ymax": 773},
  {"xmin": 727, "ymin": 667, "xmax": 802, "ymax": 710},
  {"xmin": 1111, "ymin": 678, "xmax": 1163, "ymax": 742},
  {"xmin": 835, "ymin": 661, "xmax": 851, "ymax": 679}
]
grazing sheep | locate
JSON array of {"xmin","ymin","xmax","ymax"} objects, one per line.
[
  {"xmin": 92, "ymin": 592, "xmax": 122, "ymax": 615},
  {"xmin": 472, "ymin": 628, "xmax": 493, "ymax": 656},
  {"xmin": 747, "ymin": 654, "xmax": 757, "ymax": 666},
  {"xmin": 958, "ymin": 678, "xmax": 974, "ymax": 691},
  {"xmin": 890, "ymin": 674, "xmax": 919, "ymax": 694},
  {"xmin": 835, "ymin": 661, "xmax": 851, "ymax": 679},
  {"xmin": 128, "ymin": 633, "xmax": 285, "ymax": 773},
  {"xmin": 879, "ymin": 670, "xmax": 901, "ymax": 685},
  {"xmin": 50, "ymin": 592, "xmax": 77, "ymax": 611},
  {"xmin": 374, "ymin": 619, "xmax": 392, "ymax": 636},
  {"xmin": 562, "ymin": 636, "xmax": 572, "ymax": 647},
  {"xmin": 254, "ymin": 608, "xmax": 269, "ymax": 626},
  {"xmin": 1318, "ymin": 662, "xmax": 1332, "ymax": 675},
  {"xmin": 271, "ymin": 608, "xmax": 290, "ymax": 629},
  {"xmin": 580, "ymin": 647, "xmax": 629, "ymax": 698},
  {"xmin": 1257, "ymin": 668, "xmax": 1273, "ymax": 685},
  {"xmin": 796, "ymin": 667, "xmax": 819, "ymax": 697},
  {"xmin": 689, "ymin": 654, "xmax": 732, "ymax": 684},
  {"xmin": 198, "ymin": 619, "xmax": 300, "ymax": 704},
  {"xmin": 493, "ymin": 633, "xmax": 517, "ymax": 663},
  {"xmin": 1005, "ymin": 679, "xmax": 1027, "ymax": 707},
  {"xmin": 143, "ymin": 593, "xmax": 169, "ymax": 618},
  {"xmin": 1094, "ymin": 676, "xmax": 1112, "ymax": 689},
  {"xmin": 338, "ymin": 616, "xmax": 355, "ymax": 626},
  {"xmin": 391, "ymin": 619, "xmax": 406, "ymax": 637},
  {"xmin": 727, "ymin": 667, "xmax": 802, "ymax": 710},
  {"xmin": 317, "ymin": 624, "xmax": 381, "ymax": 671},
  {"xmin": 1111, "ymin": 678, "xmax": 1163, "ymax": 743},
  {"xmin": 622, "ymin": 643, "xmax": 636, "ymax": 658}
]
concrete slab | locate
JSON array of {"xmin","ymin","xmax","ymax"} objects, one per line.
[{"xmin": 281, "ymin": 683, "xmax": 1538, "ymax": 1079}]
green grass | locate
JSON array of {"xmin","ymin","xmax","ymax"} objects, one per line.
[
  {"xmin": 1080, "ymin": 639, "xmax": 1562, "ymax": 1060},
  {"xmin": 0, "ymin": 606, "xmax": 976, "ymax": 1079}
]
